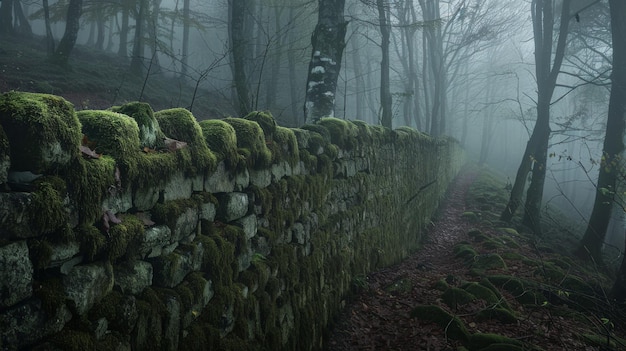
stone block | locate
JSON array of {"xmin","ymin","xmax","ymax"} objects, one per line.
[
  {"xmin": 0, "ymin": 192, "xmax": 35, "ymax": 239},
  {"xmin": 200, "ymin": 202, "xmax": 216, "ymax": 221},
  {"xmin": 181, "ymin": 277, "xmax": 214, "ymax": 329},
  {"xmin": 63, "ymin": 261, "xmax": 114, "ymax": 315},
  {"xmin": 102, "ymin": 186, "xmax": 133, "ymax": 215},
  {"xmin": 205, "ymin": 161, "xmax": 235, "ymax": 193},
  {"xmin": 217, "ymin": 192, "xmax": 249, "ymax": 222},
  {"xmin": 234, "ymin": 215, "xmax": 257, "ymax": 240},
  {"xmin": 0, "ymin": 241, "xmax": 33, "ymax": 307},
  {"xmin": 47, "ymin": 240, "xmax": 81, "ymax": 268},
  {"xmin": 271, "ymin": 161, "xmax": 292, "ymax": 182},
  {"xmin": 291, "ymin": 222, "xmax": 307, "ymax": 245},
  {"xmin": 249, "ymin": 168, "xmax": 271, "ymax": 188},
  {"xmin": 133, "ymin": 184, "xmax": 160, "ymax": 211},
  {"xmin": 163, "ymin": 171, "xmax": 193, "ymax": 202},
  {"xmin": 171, "ymin": 206, "xmax": 199, "ymax": 242},
  {"xmin": 0, "ymin": 298, "xmax": 71, "ymax": 349},
  {"xmin": 138, "ymin": 226, "xmax": 172, "ymax": 258},
  {"xmin": 234, "ymin": 168, "xmax": 250, "ymax": 191},
  {"xmin": 114, "ymin": 260, "xmax": 153, "ymax": 295},
  {"xmin": 149, "ymin": 243, "xmax": 204, "ymax": 288}
]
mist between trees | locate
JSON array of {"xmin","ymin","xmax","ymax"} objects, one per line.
[{"xmin": 1, "ymin": 0, "xmax": 626, "ymax": 301}]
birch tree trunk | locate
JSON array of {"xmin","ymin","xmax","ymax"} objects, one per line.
[{"xmin": 303, "ymin": 0, "xmax": 348, "ymax": 123}]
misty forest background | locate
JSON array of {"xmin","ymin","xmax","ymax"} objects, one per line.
[{"xmin": 2, "ymin": 0, "xmax": 626, "ymax": 300}]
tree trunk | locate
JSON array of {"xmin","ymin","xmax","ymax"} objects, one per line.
[
  {"xmin": 0, "ymin": 0, "xmax": 13, "ymax": 34},
  {"xmin": 500, "ymin": 0, "xmax": 571, "ymax": 233},
  {"xmin": 303, "ymin": 0, "xmax": 348, "ymax": 123},
  {"xmin": 230, "ymin": 0, "xmax": 252, "ymax": 115},
  {"xmin": 95, "ymin": 8, "xmax": 105, "ymax": 51},
  {"xmin": 180, "ymin": 0, "xmax": 190, "ymax": 79},
  {"xmin": 130, "ymin": 0, "xmax": 147, "ymax": 75},
  {"xmin": 350, "ymin": 34, "xmax": 365, "ymax": 121},
  {"xmin": 287, "ymin": 6, "xmax": 301, "ymax": 126},
  {"xmin": 118, "ymin": 3, "xmax": 129, "ymax": 57},
  {"xmin": 43, "ymin": 0, "xmax": 55, "ymax": 55},
  {"xmin": 52, "ymin": 0, "xmax": 83, "ymax": 66},
  {"xmin": 377, "ymin": 0, "xmax": 392, "ymax": 128},
  {"xmin": 13, "ymin": 0, "xmax": 32, "ymax": 37},
  {"xmin": 580, "ymin": 0, "xmax": 626, "ymax": 265}
]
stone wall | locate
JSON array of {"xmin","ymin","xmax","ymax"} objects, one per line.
[{"xmin": 0, "ymin": 92, "xmax": 464, "ymax": 350}]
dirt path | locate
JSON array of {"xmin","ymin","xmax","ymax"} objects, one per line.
[{"xmin": 327, "ymin": 168, "xmax": 479, "ymax": 350}]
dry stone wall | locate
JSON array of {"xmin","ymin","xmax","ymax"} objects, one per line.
[{"xmin": 0, "ymin": 91, "xmax": 464, "ymax": 351}]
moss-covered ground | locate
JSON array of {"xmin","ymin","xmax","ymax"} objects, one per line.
[{"xmin": 327, "ymin": 164, "xmax": 626, "ymax": 351}]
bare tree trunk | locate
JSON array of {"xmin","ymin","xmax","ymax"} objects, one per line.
[
  {"xmin": 13, "ymin": 0, "xmax": 31, "ymax": 36},
  {"xmin": 350, "ymin": 34, "xmax": 365, "ymax": 121},
  {"xmin": 43, "ymin": 0, "xmax": 55, "ymax": 55},
  {"xmin": 180, "ymin": 0, "xmax": 190, "ymax": 79},
  {"xmin": 287, "ymin": 6, "xmax": 301, "ymax": 126},
  {"xmin": 230, "ymin": 0, "xmax": 252, "ymax": 115},
  {"xmin": 53, "ymin": 0, "xmax": 84, "ymax": 66},
  {"xmin": 377, "ymin": 0, "xmax": 392, "ymax": 128},
  {"xmin": 303, "ymin": 0, "xmax": 348, "ymax": 122},
  {"xmin": 501, "ymin": 0, "xmax": 571, "ymax": 235},
  {"xmin": 580, "ymin": 0, "xmax": 626, "ymax": 265},
  {"xmin": 118, "ymin": 3, "xmax": 129, "ymax": 57},
  {"xmin": 0, "ymin": 0, "xmax": 14, "ymax": 34},
  {"xmin": 130, "ymin": 0, "xmax": 147, "ymax": 75}
]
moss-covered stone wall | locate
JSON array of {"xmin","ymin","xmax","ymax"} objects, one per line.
[{"xmin": 0, "ymin": 92, "xmax": 464, "ymax": 350}]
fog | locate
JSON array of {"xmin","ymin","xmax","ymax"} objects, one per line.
[{"xmin": 5, "ymin": 0, "xmax": 621, "ymax": 250}]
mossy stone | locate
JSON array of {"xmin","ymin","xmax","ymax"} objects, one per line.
[
  {"xmin": 77, "ymin": 110, "xmax": 141, "ymax": 180},
  {"xmin": 224, "ymin": 117, "xmax": 272, "ymax": 169},
  {"xmin": 199, "ymin": 119, "xmax": 239, "ymax": 167},
  {"xmin": 272, "ymin": 126, "xmax": 299, "ymax": 166},
  {"xmin": 110, "ymin": 101, "xmax": 164, "ymax": 149},
  {"xmin": 441, "ymin": 287, "xmax": 476, "ymax": 309},
  {"xmin": 49, "ymin": 329, "xmax": 95, "ymax": 351},
  {"xmin": 454, "ymin": 243, "xmax": 477, "ymax": 260},
  {"xmin": 462, "ymin": 211, "xmax": 479, "ymax": 222},
  {"xmin": 487, "ymin": 275, "xmax": 538, "ymax": 305},
  {"xmin": 155, "ymin": 107, "xmax": 216, "ymax": 174},
  {"xmin": 462, "ymin": 282, "xmax": 500, "ymax": 305},
  {"xmin": 29, "ymin": 177, "xmax": 69, "ymax": 235},
  {"xmin": 0, "ymin": 91, "xmax": 81, "ymax": 172},
  {"xmin": 410, "ymin": 305, "xmax": 469, "ymax": 342},
  {"xmin": 317, "ymin": 117, "xmax": 359, "ymax": 150},
  {"xmin": 244, "ymin": 111, "xmax": 277, "ymax": 140},
  {"xmin": 472, "ymin": 254, "xmax": 507, "ymax": 271}
]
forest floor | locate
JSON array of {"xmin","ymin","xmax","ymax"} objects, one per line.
[
  {"xmin": 0, "ymin": 34, "xmax": 234, "ymax": 120},
  {"xmin": 327, "ymin": 165, "xmax": 626, "ymax": 351}
]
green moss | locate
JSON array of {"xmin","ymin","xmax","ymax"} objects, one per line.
[
  {"xmin": 462, "ymin": 211, "xmax": 480, "ymax": 222},
  {"xmin": 462, "ymin": 282, "xmax": 501, "ymax": 305},
  {"xmin": 300, "ymin": 124, "xmax": 331, "ymax": 143},
  {"xmin": 29, "ymin": 177, "xmax": 68, "ymax": 235},
  {"xmin": 0, "ymin": 91, "xmax": 81, "ymax": 172},
  {"xmin": 76, "ymin": 224, "xmax": 107, "ymax": 262},
  {"xmin": 487, "ymin": 275, "xmax": 538, "ymax": 305},
  {"xmin": 579, "ymin": 333, "xmax": 624, "ymax": 349},
  {"xmin": 65, "ymin": 156, "xmax": 116, "ymax": 225},
  {"xmin": 224, "ymin": 117, "xmax": 272, "ymax": 169},
  {"xmin": 110, "ymin": 101, "xmax": 165, "ymax": 149},
  {"xmin": 441, "ymin": 287, "xmax": 476, "ymax": 310},
  {"xmin": 78, "ymin": 110, "xmax": 141, "ymax": 181},
  {"xmin": 318, "ymin": 117, "xmax": 359, "ymax": 150},
  {"xmin": 34, "ymin": 277, "xmax": 66, "ymax": 316},
  {"xmin": 155, "ymin": 107, "xmax": 216, "ymax": 174},
  {"xmin": 152, "ymin": 197, "xmax": 202, "ymax": 232},
  {"xmin": 49, "ymin": 329, "xmax": 95, "ymax": 351},
  {"xmin": 472, "ymin": 254, "xmax": 507, "ymax": 271},
  {"xmin": 106, "ymin": 214, "xmax": 145, "ymax": 261},
  {"xmin": 410, "ymin": 305, "xmax": 469, "ymax": 342},
  {"xmin": 244, "ymin": 111, "xmax": 277, "ymax": 140},
  {"xmin": 454, "ymin": 243, "xmax": 478, "ymax": 260},
  {"xmin": 199, "ymin": 119, "xmax": 239, "ymax": 167},
  {"xmin": 272, "ymin": 126, "xmax": 300, "ymax": 166},
  {"xmin": 467, "ymin": 333, "xmax": 523, "ymax": 350}
]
